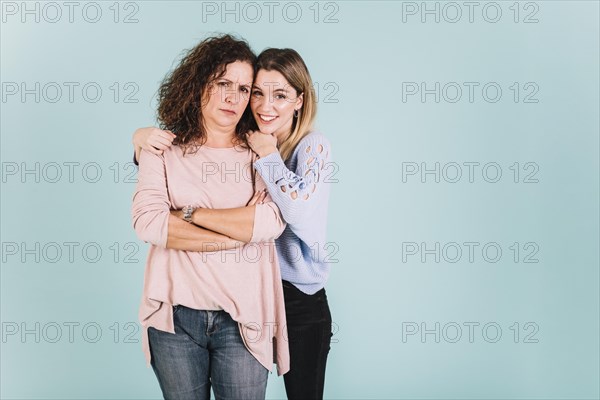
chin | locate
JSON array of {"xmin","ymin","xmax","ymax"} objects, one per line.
[
  {"xmin": 258, "ymin": 125, "xmax": 277, "ymax": 135},
  {"xmin": 217, "ymin": 121, "xmax": 239, "ymax": 130}
]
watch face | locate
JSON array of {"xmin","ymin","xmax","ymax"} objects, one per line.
[{"xmin": 183, "ymin": 206, "xmax": 193, "ymax": 221}]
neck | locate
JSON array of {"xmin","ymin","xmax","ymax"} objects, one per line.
[
  {"xmin": 275, "ymin": 129, "xmax": 292, "ymax": 146},
  {"xmin": 205, "ymin": 123, "xmax": 238, "ymax": 148}
]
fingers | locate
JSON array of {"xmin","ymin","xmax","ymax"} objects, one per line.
[
  {"xmin": 247, "ymin": 190, "xmax": 261, "ymax": 206},
  {"xmin": 147, "ymin": 146, "xmax": 164, "ymax": 155},
  {"xmin": 141, "ymin": 140, "xmax": 164, "ymax": 152},
  {"xmin": 142, "ymin": 129, "xmax": 175, "ymax": 152},
  {"xmin": 258, "ymin": 190, "xmax": 267, "ymax": 204},
  {"xmin": 151, "ymin": 130, "xmax": 175, "ymax": 147},
  {"xmin": 246, "ymin": 130, "xmax": 271, "ymax": 137},
  {"xmin": 150, "ymin": 136, "xmax": 174, "ymax": 150},
  {"xmin": 247, "ymin": 192, "xmax": 257, "ymax": 206},
  {"xmin": 157, "ymin": 130, "xmax": 176, "ymax": 142},
  {"xmin": 247, "ymin": 189, "xmax": 267, "ymax": 206}
]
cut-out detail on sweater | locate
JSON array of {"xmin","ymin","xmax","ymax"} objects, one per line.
[{"xmin": 274, "ymin": 140, "xmax": 329, "ymax": 202}]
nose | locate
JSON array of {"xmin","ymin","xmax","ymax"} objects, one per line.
[
  {"xmin": 224, "ymin": 85, "xmax": 239, "ymax": 105},
  {"xmin": 253, "ymin": 96, "xmax": 272, "ymax": 114}
]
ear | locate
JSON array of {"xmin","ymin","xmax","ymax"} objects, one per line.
[{"xmin": 295, "ymin": 92, "xmax": 304, "ymax": 111}]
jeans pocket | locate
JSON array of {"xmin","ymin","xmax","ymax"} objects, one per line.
[{"xmin": 173, "ymin": 304, "xmax": 182, "ymax": 315}]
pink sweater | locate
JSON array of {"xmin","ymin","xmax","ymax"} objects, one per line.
[{"xmin": 131, "ymin": 144, "xmax": 290, "ymax": 375}]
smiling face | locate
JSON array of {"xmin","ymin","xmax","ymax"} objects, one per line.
[
  {"xmin": 201, "ymin": 60, "xmax": 254, "ymax": 134},
  {"xmin": 250, "ymin": 69, "xmax": 303, "ymax": 141}
]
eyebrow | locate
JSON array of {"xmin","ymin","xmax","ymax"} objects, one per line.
[
  {"xmin": 251, "ymin": 85, "xmax": 288, "ymax": 93},
  {"xmin": 219, "ymin": 78, "xmax": 252, "ymax": 88}
]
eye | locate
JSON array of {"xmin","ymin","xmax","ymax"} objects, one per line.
[
  {"xmin": 252, "ymin": 90, "xmax": 263, "ymax": 97},
  {"xmin": 240, "ymin": 87, "xmax": 249, "ymax": 93},
  {"xmin": 275, "ymin": 94, "xmax": 287, "ymax": 100},
  {"xmin": 218, "ymin": 81, "xmax": 230, "ymax": 87}
]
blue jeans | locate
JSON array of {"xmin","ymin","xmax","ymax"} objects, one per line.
[{"xmin": 148, "ymin": 306, "xmax": 268, "ymax": 400}]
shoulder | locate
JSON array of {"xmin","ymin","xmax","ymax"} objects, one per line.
[
  {"xmin": 299, "ymin": 131, "xmax": 330, "ymax": 146},
  {"xmin": 139, "ymin": 145, "xmax": 187, "ymax": 168},
  {"xmin": 139, "ymin": 148, "xmax": 164, "ymax": 164},
  {"xmin": 163, "ymin": 144, "xmax": 192, "ymax": 162}
]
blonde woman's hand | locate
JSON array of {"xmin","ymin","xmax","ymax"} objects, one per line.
[
  {"xmin": 133, "ymin": 127, "xmax": 176, "ymax": 155},
  {"xmin": 246, "ymin": 189, "xmax": 267, "ymax": 206},
  {"xmin": 246, "ymin": 130, "xmax": 278, "ymax": 158}
]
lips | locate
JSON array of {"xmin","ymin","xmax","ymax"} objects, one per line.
[
  {"xmin": 220, "ymin": 109, "xmax": 236, "ymax": 115},
  {"xmin": 258, "ymin": 114, "xmax": 278, "ymax": 123}
]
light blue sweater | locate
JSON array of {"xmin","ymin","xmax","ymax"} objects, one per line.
[{"xmin": 254, "ymin": 132, "xmax": 333, "ymax": 295}]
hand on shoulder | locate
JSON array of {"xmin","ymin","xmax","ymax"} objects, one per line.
[{"xmin": 133, "ymin": 127, "xmax": 176, "ymax": 155}]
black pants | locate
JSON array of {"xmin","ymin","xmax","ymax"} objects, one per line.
[{"xmin": 282, "ymin": 280, "xmax": 332, "ymax": 400}]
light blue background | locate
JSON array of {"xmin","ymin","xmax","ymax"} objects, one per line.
[{"xmin": 1, "ymin": 1, "xmax": 599, "ymax": 399}]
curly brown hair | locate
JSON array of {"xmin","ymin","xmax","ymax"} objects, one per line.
[{"xmin": 156, "ymin": 34, "xmax": 256, "ymax": 154}]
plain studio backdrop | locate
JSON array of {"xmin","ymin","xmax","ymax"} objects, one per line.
[{"xmin": 1, "ymin": 1, "xmax": 599, "ymax": 399}]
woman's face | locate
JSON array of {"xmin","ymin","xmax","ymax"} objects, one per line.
[
  {"xmin": 202, "ymin": 60, "xmax": 254, "ymax": 132},
  {"xmin": 250, "ymin": 69, "xmax": 303, "ymax": 141}
]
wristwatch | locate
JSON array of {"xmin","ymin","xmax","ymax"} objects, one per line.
[{"xmin": 182, "ymin": 205, "xmax": 195, "ymax": 223}]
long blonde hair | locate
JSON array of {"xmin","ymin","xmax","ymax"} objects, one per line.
[{"xmin": 255, "ymin": 48, "xmax": 317, "ymax": 161}]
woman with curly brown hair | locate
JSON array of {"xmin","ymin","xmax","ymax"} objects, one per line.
[{"xmin": 131, "ymin": 34, "xmax": 290, "ymax": 399}]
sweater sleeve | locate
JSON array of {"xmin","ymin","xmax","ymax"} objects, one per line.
[
  {"xmin": 131, "ymin": 150, "xmax": 171, "ymax": 247},
  {"xmin": 253, "ymin": 134, "xmax": 332, "ymax": 226}
]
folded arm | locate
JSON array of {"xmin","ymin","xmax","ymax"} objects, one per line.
[
  {"xmin": 131, "ymin": 150, "xmax": 242, "ymax": 252},
  {"xmin": 188, "ymin": 206, "xmax": 255, "ymax": 243},
  {"xmin": 179, "ymin": 189, "xmax": 286, "ymax": 243},
  {"xmin": 167, "ymin": 214, "xmax": 243, "ymax": 252}
]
